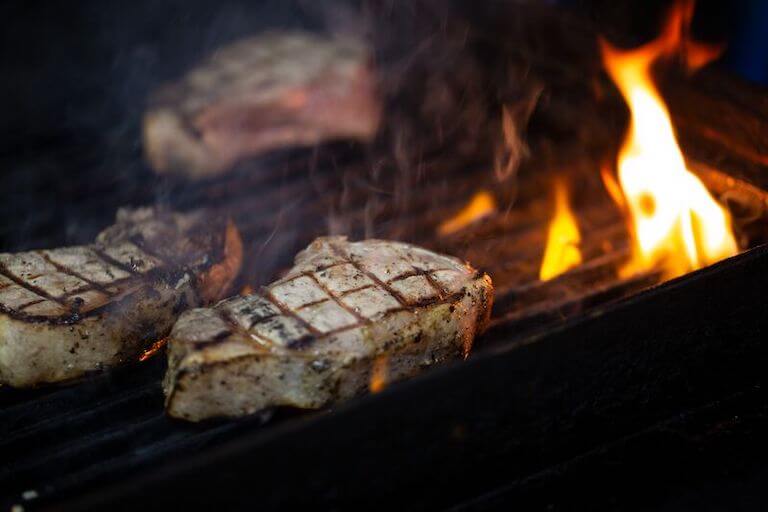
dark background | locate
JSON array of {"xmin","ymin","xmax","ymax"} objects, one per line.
[{"xmin": 1, "ymin": 0, "xmax": 764, "ymax": 155}]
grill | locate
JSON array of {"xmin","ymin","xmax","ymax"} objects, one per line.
[{"xmin": 2, "ymin": 1, "xmax": 768, "ymax": 510}]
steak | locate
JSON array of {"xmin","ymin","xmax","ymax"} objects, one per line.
[
  {"xmin": 143, "ymin": 31, "xmax": 380, "ymax": 179},
  {"xmin": 0, "ymin": 208, "xmax": 242, "ymax": 387},
  {"xmin": 164, "ymin": 237, "xmax": 493, "ymax": 421}
]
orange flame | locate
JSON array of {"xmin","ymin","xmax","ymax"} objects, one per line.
[
  {"xmin": 139, "ymin": 337, "xmax": 168, "ymax": 362},
  {"xmin": 600, "ymin": 0, "xmax": 736, "ymax": 279},
  {"xmin": 438, "ymin": 190, "xmax": 497, "ymax": 235},
  {"xmin": 369, "ymin": 355, "xmax": 389, "ymax": 393},
  {"xmin": 539, "ymin": 179, "xmax": 582, "ymax": 281}
]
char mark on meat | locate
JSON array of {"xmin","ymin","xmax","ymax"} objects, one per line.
[
  {"xmin": 0, "ymin": 208, "xmax": 242, "ymax": 387},
  {"xmin": 164, "ymin": 236, "xmax": 493, "ymax": 422}
]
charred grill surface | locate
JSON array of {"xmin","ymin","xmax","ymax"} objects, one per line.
[
  {"xmin": 2, "ymin": 137, "xmax": 765, "ymax": 506},
  {"xmin": 1, "ymin": 127, "xmax": 767, "ymax": 507}
]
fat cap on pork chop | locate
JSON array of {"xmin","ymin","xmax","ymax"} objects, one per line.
[
  {"xmin": 164, "ymin": 236, "xmax": 492, "ymax": 422},
  {"xmin": 0, "ymin": 208, "xmax": 242, "ymax": 387},
  {"xmin": 144, "ymin": 31, "xmax": 380, "ymax": 179}
]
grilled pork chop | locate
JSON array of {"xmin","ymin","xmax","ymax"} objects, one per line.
[
  {"xmin": 164, "ymin": 237, "xmax": 492, "ymax": 421},
  {"xmin": 0, "ymin": 208, "xmax": 242, "ymax": 387},
  {"xmin": 144, "ymin": 31, "xmax": 380, "ymax": 179}
]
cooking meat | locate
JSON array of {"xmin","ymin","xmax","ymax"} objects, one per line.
[
  {"xmin": 0, "ymin": 208, "xmax": 242, "ymax": 387},
  {"xmin": 164, "ymin": 236, "xmax": 493, "ymax": 421},
  {"xmin": 143, "ymin": 31, "xmax": 380, "ymax": 179}
]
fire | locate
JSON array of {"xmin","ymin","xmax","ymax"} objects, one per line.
[
  {"xmin": 540, "ymin": 179, "xmax": 582, "ymax": 281},
  {"xmin": 438, "ymin": 190, "xmax": 497, "ymax": 235},
  {"xmin": 600, "ymin": 0, "xmax": 736, "ymax": 279},
  {"xmin": 139, "ymin": 337, "xmax": 168, "ymax": 362},
  {"xmin": 369, "ymin": 355, "xmax": 389, "ymax": 393}
]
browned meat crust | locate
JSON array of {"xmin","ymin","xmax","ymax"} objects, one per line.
[
  {"xmin": 0, "ymin": 208, "xmax": 242, "ymax": 387},
  {"xmin": 164, "ymin": 236, "xmax": 493, "ymax": 422}
]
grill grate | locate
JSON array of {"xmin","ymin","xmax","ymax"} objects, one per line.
[
  {"xmin": 1, "ymin": 134, "xmax": 767, "ymax": 508},
  {"xmin": 4, "ymin": 127, "xmax": 768, "ymax": 506}
]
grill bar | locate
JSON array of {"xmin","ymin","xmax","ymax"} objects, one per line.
[
  {"xmin": 2, "ymin": 140, "xmax": 766, "ymax": 509},
  {"xmin": 4, "ymin": 133, "xmax": 767, "ymax": 507}
]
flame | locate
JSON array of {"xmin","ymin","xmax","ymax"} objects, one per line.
[
  {"xmin": 438, "ymin": 190, "xmax": 497, "ymax": 235},
  {"xmin": 600, "ymin": 0, "xmax": 736, "ymax": 279},
  {"xmin": 240, "ymin": 284, "xmax": 254, "ymax": 296},
  {"xmin": 539, "ymin": 179, "xmax": 582, "ymax": 281},
  {"xmin": 139, "ymin": 337, "xmax": 168, "ymax": 362},
  {"xmin": 369, "ymin": 355, "xmax": 389, "ymax": 393}
]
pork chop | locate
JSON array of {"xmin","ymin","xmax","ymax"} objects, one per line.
[
  {"xmin": 0, "ymin": 208, "xmax": 242, "ymax": 387},
  {"xmin": 164, "ymin": 236, "xmax": 492, "ymax": 421},
  {"xmin": 143, "ymin": 31, "xmax": 380, "ymax": 179}
]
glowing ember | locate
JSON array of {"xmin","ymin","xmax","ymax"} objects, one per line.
[
  {"xmin": 369, "ymin": 355, "xmax": 389, "ymax": 393},
  {"xmin": 240, "ymin": 284, "xmax": 254, "ymax": 296},
  {"xmin": 540, "ymin": 179, "xmax": 582, "ymax": 281},
  {"xmin": 139, "ymin": 337, "xmax": 168, "ymax": 362},
  {"xmin": 600, "ymin": 0, "xmax": 737, "ymax": 279},
  {"xmin": 438, "ymin": 190, "xmax": 497, "ymax": 235}
]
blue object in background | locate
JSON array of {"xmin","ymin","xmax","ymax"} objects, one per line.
[{"xmin": 723, "ymin": 1, "xmax": 768, "ymax": 85}]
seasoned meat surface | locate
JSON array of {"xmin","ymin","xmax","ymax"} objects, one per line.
[
  {"xmin": 0, "ymin": 208, "xmax": 242, "ymax": 387},
  {"xmin": 164, "ymin": 236, "xmax": 493, "ymax": 421},
  {"xmin": 144, "ymin": 31, "xmax": 380, "ymax": 179}
]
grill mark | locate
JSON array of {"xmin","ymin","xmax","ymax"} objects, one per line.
[
  {"xmin": 215, "ymin": 307, "xmax": 280, "ymax": 350},
  {"xmin": 268, "ymin": 271, "xmax": 312, "ymax": 289},
  {"xmin": 245, "ymin": 313, "xmax": 280, "ymax": 328},
  {"xmin": 262, "ymin": 287, "xmax": 322, "ymax": 338},
  {"xmin": 181, "ymin": 282, "xmax": 477, "ymax": 353},
  {"xmin": 60, "ymin": 275, "xmax": 136, "ymax": 300},
  {"xmin": 295, "ymin": 297, "xmax": 332, "ymax": 311},
  {"xmin": 0, "ymin": 282, "xmax": 157, "ymax": 325},
  {"xmin": 17, "ymin": 298, "xmax": 46, "ymax": 311},
  {"xmin": 284, "ymin": 290, "xmax": 469, "ymax": 339},
  {"xmin": 314, "ymin": 261, "xmax": 352, "ymax": 273},
  {"xmin": 90, "ymin": 247, "xmax": 143, "ymax": 277},
  {"xmin": 286, "ymin": 334, "xmax": 317, "ymax": 350},
  {"xmin": 189, "ymin": 309, "xmax": 237, "ymax": 349},
  {"xmin": 95, "ymin": 243, "xmax": 203, "ymax": 306},
  {"xmin": 386, "ymin": 267, "xmax": 448, "ymax": 301},
  {"xmin": 303, "ymin": 272, "xmax": 370, "ymax": 324},
  {"xmin": 338, "ymin": 283, "xmax": 375, "ymax": 297},
  {"xmin": 39, "ymin": 252, "xmax": 114, "ymax": 298},
  {"xmin": 386, "ymin": 267, "xmax": 454, "ymax": 284},
  {"xmin": 214, "ymin": 308, "xmax": 239, "ymax": 333},
  {"xmin": 419, "ymin": 269, "xmax": 448, "ymax": 300},
  {"xmin": 0, "ymin": 262, "xmax": 197, "ymax": 324},
  {"xmin": 218, "ymin": 296, "xmax": 283, "ymax": 328},
  {"xmin": 0, "ymin": 262, "xmax": 66, "ymax": 307},
  {"xmin": 326, "ymin": 243, "xmax": 408, "ymax": 307}
]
